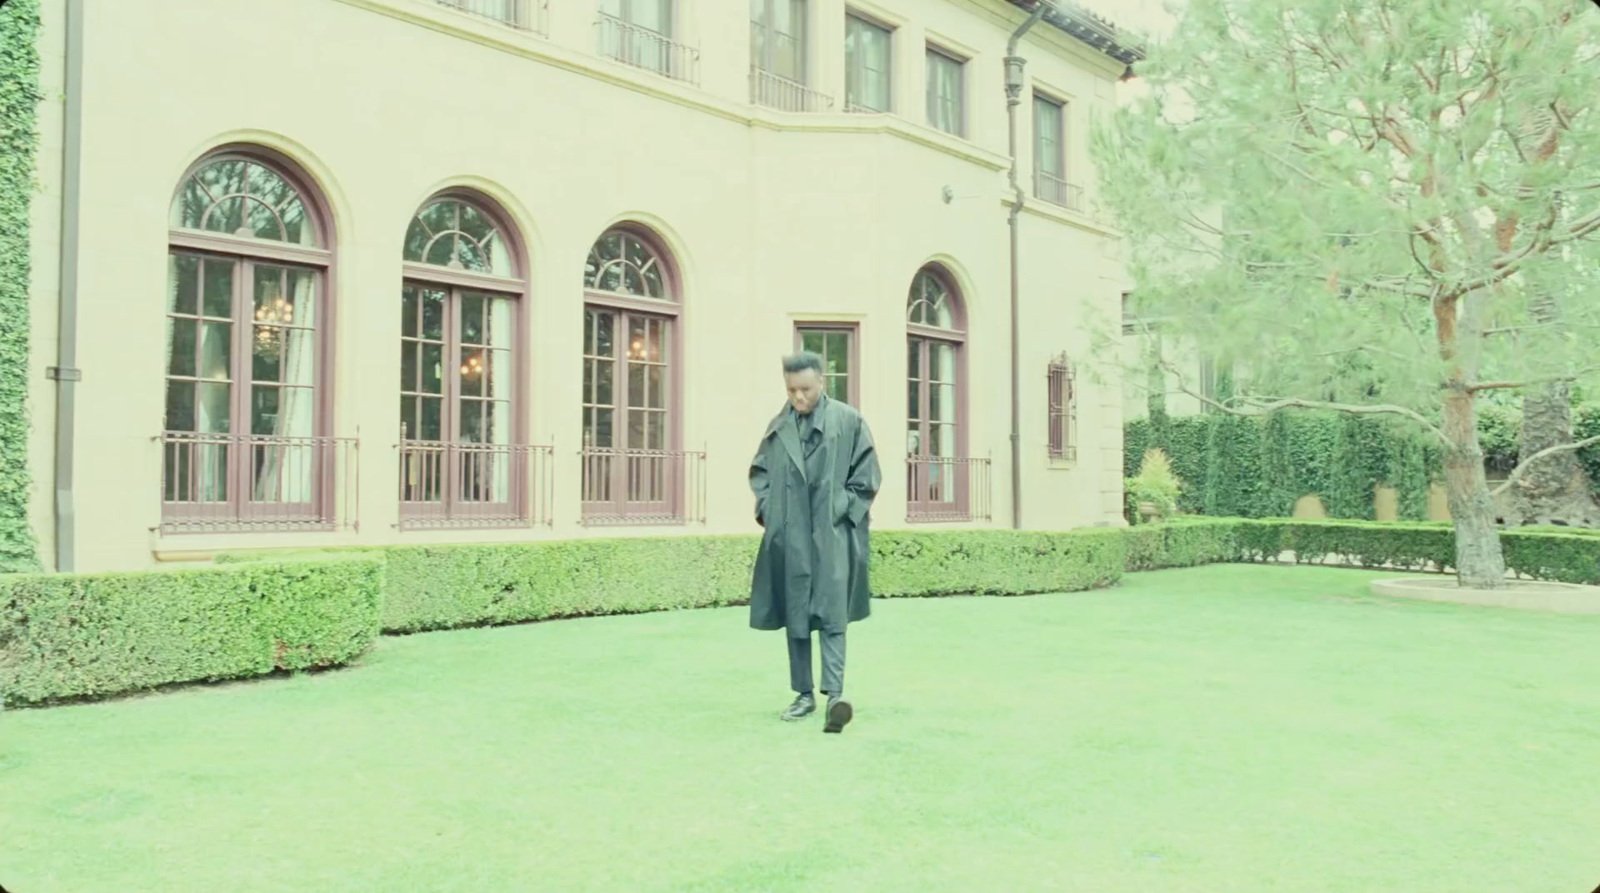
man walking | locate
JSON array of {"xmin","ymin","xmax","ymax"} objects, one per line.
[{"xmin": 749, "ymin": 351, "xmax": 881, "ymax": 733}]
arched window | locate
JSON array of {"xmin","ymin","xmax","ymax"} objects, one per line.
[
  {"xmin": 398, "ymin": 194, "xmax": 529, "ymax": 528},
  {"xmin": 161, "ymin": 151, "xmax": 336, "ymax": 533},
  {"xmin": 580, "ymin": 226, "xmax": 687, "ymax": 524},
  {"xmin": 906, "ymin": 265, "xmax": 971, "ymax": 521}
]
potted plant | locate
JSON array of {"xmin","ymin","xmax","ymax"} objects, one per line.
[{"xmin": 1125, "ymin": 448, "xmax": 1182, "ymax": 523}]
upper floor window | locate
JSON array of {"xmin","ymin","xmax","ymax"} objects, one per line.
[
  {"xmin": 925, "ymin": 46, "xmax": 965, "ymax": 136},
  {"xmin": 598, "ymin": 0, "xmax": 697, "ymax": 82},
  {"xmin": 1034, "ymin": 93, "xmax": 1078, "ymax": 210},
  {"xmin": 795, "ymin": 323, "xmax": 857, "ymax": 406},
  {"xmin": 162, "ymin": 152, "xmax": 344, "ymax": 534},
  {"xmin": 751, "ymin": 0, "xmax": 806, "ymax": 83},
  {"xmin": 582, "ymin": 227, "xmax": 700, "ymax": 525},
  {"xmin": 845, "ymin": 13, "xmax": 892, "ymax": 113},
  {"xmin": 399, "ymin": 195, "xmax": 532, "ymax": 529}
]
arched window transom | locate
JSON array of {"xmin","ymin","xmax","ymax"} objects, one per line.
[
  {"xmin": 170, "ymin": 157, "xmax": 319, "ymax": 246},
  {"xmin": 907, "ymin": 268, "xmax": 958, "ymax": 329},
  {"xmin": 404, "ymin": 198, "xmax": 513, "ymax": 277},
  {"xmin": 585, "ymin": 231, "xmax": 669, "ymax": 299}
]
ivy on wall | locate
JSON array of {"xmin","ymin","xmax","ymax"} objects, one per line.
[
  {"xmin": 1127, "ymin": 405, "xmax": 1597, "ymax": 523},
  {"xmin": 0, "ymin": 0, "xmax": 41, "ymax": 572}
]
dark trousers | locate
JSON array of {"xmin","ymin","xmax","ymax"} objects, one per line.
[{"xmin": 788, "ymin": 631, "xmax": 846, "ymax": 697}]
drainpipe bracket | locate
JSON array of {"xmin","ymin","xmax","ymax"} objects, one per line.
[{"xmin": 46, "ymin": 367, "xmax": 82, "ymax": 382}]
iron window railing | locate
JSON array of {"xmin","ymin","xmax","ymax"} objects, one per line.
[
  {"xmin": 907, "ymin": 455, "xmax": 992, "ymax": 523},
  {"xmin": 580, "ymin": 447, "xmax": 706, "ymax": 526},
  {"xmin": 750, "ymin": 68, "xmax": 834, "ymax": 113},
  {"xmin": 596, "ymin": 14, "xmax": 700, "ymax": 84},
  {"xmin": 434, "ymin": 0, "xmax": 548, "ymax": 34},
  {"xmin": 398, "ymin": 440, "xmax": 554, "ymax": 529},
  {"xmin": 159, "ymin": 432, "xmax": 359, "ymax": 534}
]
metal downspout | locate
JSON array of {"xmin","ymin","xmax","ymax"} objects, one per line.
[
  {"xmin": 1004, "ymin": 2, "xmax": 1046, "ymax": 530},
  {"xmin": 50, "ymin": 0, "xmax": 84, "ymax": 572}
]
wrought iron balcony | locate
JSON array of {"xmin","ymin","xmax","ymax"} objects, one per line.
[
  {"xmin": 580, "ymin": 447, "xmax": 706, "ymax": 526},
  {"xmin": 907, "ymin": 455, "xmax": 993, "ymax": 524},
  {"xmin": 159, "ymin": 432, "xmax": 359, "ymax": 534},
  {"xmin": 750, "ymin": 68, "xmax": 833, "ymax": 113},
  {"xmin": 596, "ymin": 14, "xmax": 700, "ymax": 85},
  {"xmin": 398, "ymin": 440, "xmax": 554, "ymax": 530}
]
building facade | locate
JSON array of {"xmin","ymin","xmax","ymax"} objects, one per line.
[{"xmin": 25, "ymin": 0, "xmax": 1139, "ymax": 572}]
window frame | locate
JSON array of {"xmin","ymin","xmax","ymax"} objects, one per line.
[
  {"xmin": 905, "ymin": 265, "xmax": 971, "ymax": 521},
  {"xmin": 794, "ymin": 322, "xmax": 860, "ymax": 407},
  {"xmin": 162, "ymin": 149, "xmax": 338, "ymax": 533},
  {"xmin": 751, "ymin": 0, "xmax": 808, "ymax": 84},
  {"xmin": 1033, "ymin": 90, "xmax": 1067, "ymax": 182},
  {"xmin": 1047, "ymin": 354, "xmax": 1077, "ymax": 463},
  {"xmin": 397, "ymin": 193, "xmax": 531, "ymax": 530},
  {"xmin": 924, "ymin": 43, "xmax": 966, "ymax": 137},
  {"xmin": 844, "ymin": 11, "xmax": 894, "ymax": 113},
  {"xmin": 581, "ymin": 226, "xmax": 687, "ymax": 525}
]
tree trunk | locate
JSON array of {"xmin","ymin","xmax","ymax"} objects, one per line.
[
  {"xmin": 1441, "ymin": 390, "xmax": 1508, "ymax": 589},
  {"xmin": 1511, "ymin": 380, "xmax": 1600, "ymax": 526}
]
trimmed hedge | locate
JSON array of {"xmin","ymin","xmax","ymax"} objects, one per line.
[
  {"xmin": 0, "ymin": 557, "xmax": 384, "ymax": 706},
  {"xmin": 219, "ymin": 530, "xmax": 1130, "ymax": 634}
]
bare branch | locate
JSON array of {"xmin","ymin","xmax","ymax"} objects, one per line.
[
  {"xmin": 1491, "ymin": 435, "xmax": 1600, "ymax": 499},
  {"xmin": 1467, "ymin": 366, "xmax": 1600, "ymax": 393}
]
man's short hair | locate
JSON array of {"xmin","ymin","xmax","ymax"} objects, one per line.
[{"xmin": 782, "ymin": 351, "xmax": 825, "ymax": 376}]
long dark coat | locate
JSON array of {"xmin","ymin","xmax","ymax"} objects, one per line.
[{"xmin": 748, "ymin": 396, "xmax": 881, "ymax": 637}]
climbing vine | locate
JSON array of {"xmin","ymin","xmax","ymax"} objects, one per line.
[{"xmin": 0, "ymin": 0, "xmax": 41, "ymax": 572}]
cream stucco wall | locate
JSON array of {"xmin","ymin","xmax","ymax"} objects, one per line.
[{"xmin": 27, "ymin": 0, "xmax": 1131, "ymax": 572}]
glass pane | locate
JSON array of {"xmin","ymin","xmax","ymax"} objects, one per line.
[
  {"xmin": 906, "ymin": 423, "xmax": 920, "ymax": 457},
  {"xmin": 908, "ymin": 379, "xmax": 920, "ymax": 419},
  {"xmin": 596, "ymin": 358, "xmax": 615, "ymax": 405},
  {"xmin": 801, "ymin": 330, "xmax": 823, "ymax": 354},
  {"xmin": 197, "ymin": 382, "xmax": 232, "ymax": 434},
  {"xmin": 647, "ymin": 410, "xmax": 665, "ymax": 450},
  {"xmin": 203, "ymin": 259, "xmax": 234, "ymax": 318},
  {"xmin": 402, "ymin": 217, "xmax": 429, "ymax": 263},
  {"xmin": 934, "ymin": 383, "xmax": 956, "ymax": 423},
  {"xmin": 488, "ymin": 348, "xmax": 512, "ymax": 400},
  {"xmin": 646, "ymin": 364, "xmax": 664, "ymax": 409},
  {"xmin": 421, "ymin": 289, "xmax": 446, "ymax": 340},
  {"xmin": 488, "ymin": 296, "xmax": 513, "ymax": 349},
  {"xmin": 402, "ymin": 286, "xmax": 419, "ymax": 338},
  {"xmin": 627, "ymin": 407, "xmax": 646, "ymax": 449},
  {"xmin": 400, "ymin": 395, "xmax": 419, "ymax": 441},
  {"xmin": 462, "ymin": 294, "xmax": 485, "ymax": 345},
  {"xmin": 170, "ymin": 255, "xmax": 200, "ymax": 315},
  {"xmin": 629, "ymin": 317, "xmax": 647, "ymax": 362},
  {"xmin": 281, "ymin": 196, "xmax": 310, "ymax": 245},
  {"xmin": 828, "ymin": 376, "xmax": 849, "ymax": 404},
  {"xmin": 165, "ymin": 381, "xmax": 196, "ymax": 432},
  {"xmin": 908, "ymin": 339, "xmax": 921, "ymax": 378},
  {"xmin": 628, "ymin": 362, "xmax": 646, "ymax": 408},
  {"xmin": 251, "ymin": 386, "xmax": 281, "ymax": 436},
  {"xmin": 207, "ymin": 197, "xmax": 248, "ymax": 235},
  {"xmin": 461, "ymin": 348, "xmax": 486, "ymax": 398},
  {"xmin": 422, "ymin": 343, "xmax": 444, "ymax": 394},
  {"xmin": 246, "ymin": 199, "xmax": 284, "ymax": 241},
  {"xmin": 490, "ymin": 401, "xmax": 511, "ymax": 446},
  {"xmin": 827, "ymin": 332, "xmax": 849, "ymax": 372},
  {"xmin": 285, "ymin": 268, "xmax": 317, "ymax": 328},
  {"xmin": 200, "ymin": 322, "xmax": 232, "ymax": 381},
  {"xmin": 648, "ymin": 318, "xmax": 666, "ymax": 362},
  {"xmin": 934, "ymin": 342, "xmax": 957, "ymax": 383},
  {"xmin": 936, "ymin": 422, "xmax": 956, "ymax": 459},
  {"xmin": 596, "ymin": 309, "xmax": 614, "ymax": 356},
  {"xmin": 282, "ymin": 328, "xmax": 314, "ymax": 387},
  {"xmin": 460, "ymin": 399, "xmax": 483, "ymax": 443},
  {"xmin": 401, "ymin": 343, "xmax": 417, "ymax": 391},
  {"xmin": 252, "ymin": 328, "xmax": 283, "ymax": 382},
  {"xmin": 168, "ymin": 319, "xmax": 197, "ymax": 377},
  {"xmin": 587, "ymin": 407, "xmax": 615, "ymax": 448},
  {"xmin": 420, "ymin": 397, "xmax": 443, "ymax": 440}
]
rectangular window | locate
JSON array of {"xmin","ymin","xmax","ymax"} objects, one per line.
[
  {"xmin": 583, "ymin": 306, "xmax": 692, "ymax": 523},
  {"xmin": 845, "ymin": 14, "xmax": 892, "ymax": 112},
  {"xmin": 925, "ymin": 46, "xmax": 965, "ymax": 136},
  {"xmin": 1047, "ymin": 355, "xmax": 1077, "ymax": 462},
  {"xmin": 751, "ymin": 0, "xmax": 806, "ymax": 83},
  {"xmin": 399, "ymin": 284, "xmax": 524, "ymax": 527},
  {"xmin": 1033, "ymin": 93, "xmax": 1074, "ymax": 208},
  {"xmin": 795, "ymin": 324, "xmax": 857, "ymax": 406},
  {"xmin": 162, "ymin": 252, "xmax": 340, "ymax": 532}
]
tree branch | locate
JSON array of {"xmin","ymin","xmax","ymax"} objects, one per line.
[
  {"xmin": 1467, "ymin": 366, "xmax": 1600, "ymax": 392},
  {"xmin": 1491, "ymin": 435, "xmax": 1600, "ymax": 499}
]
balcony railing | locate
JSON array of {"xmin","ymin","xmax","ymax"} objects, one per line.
[
  {"xmin": 434, "ymin": 0, "xmax": 547, "ymax": 34},
  {"xmin": 750, "ymin": 68, "xmax": 833, "ymax": 113},
  {"xmin": 907, "ymin": 455, "xmax": 992, "ymax": 524},
  {"xmin": 398, "ymin": 441, "xmax": 554, "ymax": 530},
  {"xmin": 159, "ymin": 432, "xmax": 359, "ymax": 535},
  {"xmin": 1034, "ymin": 170, "xmax": 1086, "ymax": 213},
  {"xmin": 596, "ymin": 14, "xmax": 699, "ymax": 85},
  {"xmin": 580, "ymin": 447, "xmax": 706, "ymax": 526}
]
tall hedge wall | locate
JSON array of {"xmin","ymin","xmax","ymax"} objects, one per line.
[
  {"xmin": 1125, "ymin": 407, "xmax": 1600, "ymax": 522},
  {"xmin": 0, "ymin": 0, "xmax": 41, "ymax": 572}
]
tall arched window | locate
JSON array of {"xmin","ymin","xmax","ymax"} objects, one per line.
[
  {"xmin": 398, "ymin": 194, "xmax": 531, "ymax": 528},
  {"xmin": 906, "ymin": 265, "xmax": 972, "ymax": 521},
  {"xmin": 580, "ymin": 226, "xmax": 689, "ymax": 524},
  {"xmin": 162, "ymin": 151, "xmax": 338, "ymax": 533}
]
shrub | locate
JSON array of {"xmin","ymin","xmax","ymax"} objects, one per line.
[
  {"xmin": 1123, "ymin": 518, "xmax": 1242, "ymax": 572},
  {"xmin": 1126, "ymin": 448, "xmax": 1183, "ymax": 523},
  {"xmin": 0, "ymin": 557, "xmax": 383, "ymax": 706}
]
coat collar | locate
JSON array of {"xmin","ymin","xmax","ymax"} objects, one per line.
[{"xmin": 766, "ymin": 396, "xmax": 832, "ymax": 475}]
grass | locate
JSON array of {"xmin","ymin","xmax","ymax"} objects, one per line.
[{"xmin": 2, "ymin": 564, "xmax": 1599, "ymax": 892}]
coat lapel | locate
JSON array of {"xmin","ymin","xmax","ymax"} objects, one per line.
[{"xmin": 769, "ymin": 409, "xmax": 805, "ymax": 478}]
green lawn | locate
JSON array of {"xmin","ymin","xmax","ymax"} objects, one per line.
[{"xmin": 3, "ymin": 564, "xmax": 1598, "ymax": 892}]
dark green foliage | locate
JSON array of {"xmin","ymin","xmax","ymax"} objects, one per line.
[
  {"xmin": 0, "ymin": 0, "xmax": 41, "ymax": 571},
  {"xmin": 871, "ymin": 530, "xmax": 1124, "ymax": 597},
  {"xmin": 1575, "ymin": 405, "xmax": 1600, "ymax": 490},
  {"xmin": 0, "ymin": 557, "xmax": 384, "ymax": 706},
  {"xmin": 1122, "ymin": 518, "xmax": 1242, "ymax": 571},
  {"xmin": 1204, "ymin": 411, "xmax": 1265, "ymax": 517}
]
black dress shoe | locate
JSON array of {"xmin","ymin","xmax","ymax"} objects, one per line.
[
  {"xmin": 781, "ymin": 693, "xmax": 816, "ymax": 721},
  {"xmin": 823, "ymin": 696, "xmax": 853, "ymax": 733}
]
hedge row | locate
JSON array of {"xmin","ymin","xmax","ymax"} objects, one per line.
[
  {"xmin": 9, "ymin": 521, "xmax": 1598, "ymax": 707},
  {"xmin": 1, "ymin": 557, "xmax": 383, "ymax": 706},
  {"xmin": 216, "ymin": 530, "xmax": 1130, "ymax": 634}
]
